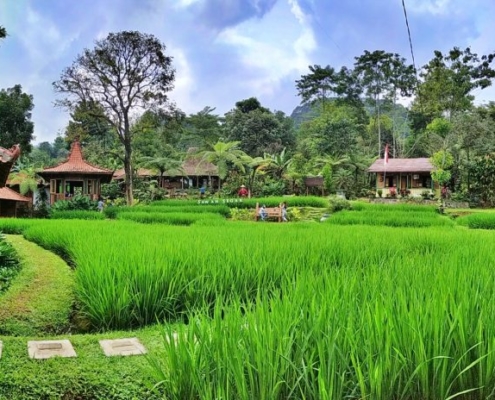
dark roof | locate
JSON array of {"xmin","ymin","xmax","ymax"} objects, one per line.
[
  {"xmin": 38, "ymin": 141, "xmax": 113, "ymax": 179},
  {"xmin": 113, "ymin": 168, "xmax": 156, "ymax": 180},
  {"xmin": 112, "ymin": 148, "xmax": 219, "ymax": 180},
  {"xmin": 368, "ymin": 158, "xmax": 434, "ymax": 173},
  {"xmin": 0, "ymin": 187, "xmax": 31, "ymax": 202},
  {"xmin": 0, "ymin": 144, "xmax": 21, "ymax": 187},
  {"xmin": 181, "ymin": 157, "xmax": 218, "ymax": 176}
]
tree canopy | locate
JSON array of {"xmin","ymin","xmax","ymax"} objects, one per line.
[
  {"xmin": 0, "ymin": 85, "xmax": 35, "ymax": 153},
  {"xmin": 53, "ymin": 30, "xmax": 175, "ymax": 205}
]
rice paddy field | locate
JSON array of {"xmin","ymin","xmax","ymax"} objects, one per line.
[{"xmin": 2, "ymin": 200, "xmax": 495, "ymax": 399}]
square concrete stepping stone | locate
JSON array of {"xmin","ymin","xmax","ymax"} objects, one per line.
[
  {"xmin": 99, "ymin": 338, "xmax": 146, "ymax": 357},
  {"xmin": 28, "ymin": 340, "xmax": 77, "ymax": 359}
]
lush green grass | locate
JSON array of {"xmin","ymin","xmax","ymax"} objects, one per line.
[
  {"xmin": 351, "ymin": 201, "xmax": 439, "ymax": 213},
  {"xmin": 116, "ymin": 211, "xmax": 226, "ymax": 225},
  {"xmin": 115, "ymin": 204, "xmax": 231, "ymax": 217},
  {"xmin": 4, "ymin": 208, "xmax": 495, "ymax": 398},
  {"xmin": 51, "ymin": 210, "xmax": 106, "ymax": 220},
  {"xmin": 0, "ymin": 326, "xmax": 165, "ymax": 400},
  {"xmin": 153, "ymin": 195, "xmax": 329, "ymax": 209},
  {"xmin": 326, "ymin": 202, "xmax": 452, "ymax": 228},
  {"xmin": 0, "ymin": 235, "xmax": 74, "ymax": 336},
  {"xmin": 326, "ymin": 210, "xmax": 454, "ymax": 228},
  {"xmin": 456, "ymin": 212, "xmax": 495, "ymax": 229}
]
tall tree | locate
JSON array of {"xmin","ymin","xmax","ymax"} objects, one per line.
[
  {"xmin": 0, "ymin": 26, "xmax": 6, "ymax": 40},
  {"xmin": 53, "ymin": 31, "xmax": 175, "ymax": 205},
  {"xmin": 354, "ymin": 50, "xmax": 416, "ymax": 158},
  {"xmin": 181, "ymin": 107, "xmax": 222, "ymax": 150},
  {"xmin": 296, "ymin": 65, "xmax": 363, "ymax": 107},
  {"xmin": 224, "ymin": 98, "xmax": 295, "ymax": 157},
  {"xmin": 132, "ymin": 107, "xmax": 185, "ymax": 157},
  {"xmin": 297, "ymin": 103, "xmax": 360, "ymax": 159},
  {"xmin": 413, "ymin": 47, "xmax": 495, "ymax": 122},
  {"xmin": 65, "ymin": 100, "xmax": 112, "ymax": 144},
  {"xmin": 0, "ymin": 85, "xmax": 34, "ymax": 152}
]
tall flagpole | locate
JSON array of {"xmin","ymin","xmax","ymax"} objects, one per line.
[{"xmin": 383, "ymin": 143, "xmax": 389, "ymax": 191}]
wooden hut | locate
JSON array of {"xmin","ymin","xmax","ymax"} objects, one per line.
[
  {"xmin": 37, "ymin": 141, "xmax": 113, "ymax": 205},
  {"xmin": 112, "ymin": 148, "xmax": 219, "ymax": 191},
  {"xmin": 368, "ymin": 158, "xmax": 438, "ymax": 196}
]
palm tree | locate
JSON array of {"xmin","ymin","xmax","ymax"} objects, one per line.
[
  {"xmin": 258, "ymin": 147, "xmax": 293, "ymax": 180},
  {"xmin": 9, "ymin": 158, "xmax": 40, "ymax": 196},
  {"xmin": 241, "ymin": 155, "xmax": 267, "ymax": 197},
  {"xmin": 197, "ymin": 141, "xmax": 248, "ymax": 192},
  {"xmin": 138, "ymin": 155, "xmax": 185, "ymax": 189}
]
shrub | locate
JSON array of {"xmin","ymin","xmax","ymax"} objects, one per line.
[
  {"xmin": 51, "ymin": 195, "xmax": 97, "ymax": 211},
  {"xmin": 328, "ymin": 196, "xmax": 351, "ymax": 212},
  {"xmin": 0, "ymin": 236, "xmax": 20, "ymax": 294},
  {"xmin": 377, "ymin": 189, "xmax": 383, "ymax": 197},
  {"xmin": 230, "ymin": 208, "xmax": 255, "ymax": 221}
]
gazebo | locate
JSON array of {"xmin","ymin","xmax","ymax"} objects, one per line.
[
  {"xmin": 0, "ymin": 144, "xmax": 31, "ymax": 217},
  {"xmin": 37, "ymin": 141, "xmax": 113, "ymax": 205}
]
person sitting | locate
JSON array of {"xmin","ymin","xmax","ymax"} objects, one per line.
[
  {"xmin": 259, "ymin": 204, "xmax": 268, "ymax": 221},
  {"xmin": 238, "ymin": 185, "xmax": 248, "ymax": 197}
]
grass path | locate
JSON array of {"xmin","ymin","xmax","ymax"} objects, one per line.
[{"xmin": 0, "ymin": 235, "xmax": 74, "ymax": 336}]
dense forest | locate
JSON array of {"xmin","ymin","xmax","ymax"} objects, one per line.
[{"xmin": 2, "ymin": 28, "xmax": 495, "ymax": 204}]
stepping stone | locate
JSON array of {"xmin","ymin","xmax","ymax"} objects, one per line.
[
  {"xmin": 99, "ymin": 338, "xmax": 146, "ymax": 357},
  {"xmin": 28, "ymin": 340, "xmax": 77, "ymax": 359},
  {"xmin": 0, "ymin": 340, "xmax": 2, "ymax": 358}
]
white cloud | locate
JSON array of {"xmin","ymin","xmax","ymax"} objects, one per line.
[
  {"xmin": 168, "ymin": 46, "xmax": 197, "ymax": 112},
  {"xmin": 20, "ymin": 7, "xmax": 77, "ymax": 64},
  {"xmin": 215, "ymin": 0, "xmax": 315, "ymax": 96},
  {"xmin": 174, "ymin": 0, "xmax": 203, "ymax": 9},
  {"xmin": 407, "ymin": 0, "xmax": 453, "ymax": 15}
]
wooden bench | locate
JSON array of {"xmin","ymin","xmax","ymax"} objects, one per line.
[{"xmin": 255, "ymin": 202, "xmax": 282, "ymax": 222}]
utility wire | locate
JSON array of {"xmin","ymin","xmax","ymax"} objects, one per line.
[{"xmin": 401, "ymin": 0, "xmax": 417, "ymax": 75}]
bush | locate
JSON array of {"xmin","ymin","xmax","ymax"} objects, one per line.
[
  {"xmin": 51, "ymin": 195, "xmax": 97, "ymax": 211},
  {"xmin": 328, "ymin": 196, "xmax": 351, "ymax": 212},
  {"xmin": 230, "ymin": 208, "xmax": 255, "ymax": 221},
  {"xmin": 0, "ymin": 236, "xmax": 20, "ymax": 294},
  {"xmin": 103, "ymin": 205, "xmax": 119, "ymax": 219}
]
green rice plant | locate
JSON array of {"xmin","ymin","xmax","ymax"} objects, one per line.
[
  {"xmin": 7, "ymin": 217, "xmax": 495, "ymax": 397},
  {"xmin": 326, "ymin": 210, "xmax": 454, "ymax": 228},
  {"xmin": 0, "ymin": 218, "xmax": 40, "ymax": 234},
  {"xmin": 456, "ymin": 213, "xmax": 495, "ymax": 230},
  {"xmin": 149, "ymin": 245, "xmax": 495, "ymax": 400},
  {"xmin": 116, "ymin": 204, "xmax": 231, "ymax": 217},
  {"xmin": 117, "ymin": 211, "xmax": 224, "ymax": 225},
  {"xmin": 351, "ymin": 201, "xmax": 439, "ymax": 213},
  {"xmin": 51, "ymin": 210, "xmax": 106, "ymax": 220}
]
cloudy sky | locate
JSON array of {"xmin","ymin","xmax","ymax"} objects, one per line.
[{"xmin": 1, "ymin": 0, "xmax": 494, "ymax": 144}]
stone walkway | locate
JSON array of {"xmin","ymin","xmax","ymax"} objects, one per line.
[{"xmin": 0, "ymin": 338, "xmax": 147, "ymax": 359}]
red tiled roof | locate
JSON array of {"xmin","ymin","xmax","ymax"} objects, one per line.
[
  {"xmin": 0, "ymin": 187, "xmax": 31, "ymax": 202},
  {"xmin": 38, "ymin": 141, "xmax": 113, "ymax": 176},
  {"xmin": 368, "ymin": 158, "xmax": 434, "ymax": 173}
]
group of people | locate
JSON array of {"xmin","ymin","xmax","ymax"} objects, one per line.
[{"xmin": 258, "ymin": 202, "xmax": 288, "ymax": 222}]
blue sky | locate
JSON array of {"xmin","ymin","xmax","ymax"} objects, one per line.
[{"xmin": 1, "ymin": 0, "xmax": 494, "ymax": 144}]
